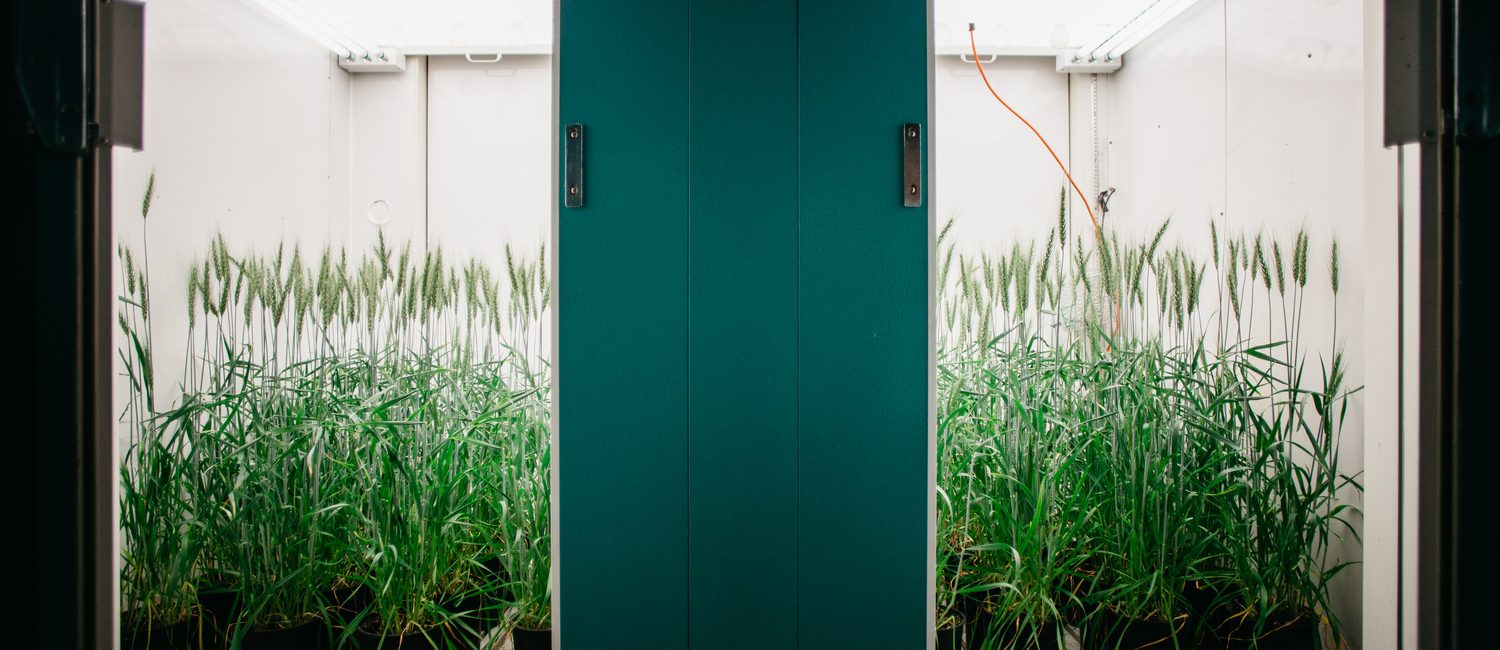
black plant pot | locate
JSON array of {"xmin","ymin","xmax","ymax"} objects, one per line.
[
  {"xmin": 1057, "ymin": 564, "xmax": 1102, "ymax": 626},
  {"xmin": 472, "ymin": 557, "xmax": 512, "ymax": 616},
  {"xmin": 121, "ymin": 617, "xmax": 194, "ymax": 650},
  {"xmin": 1084, "ymin": 608, "xmax": 1186, "ymax": 649},
  {"xmin": 198, "ymin": 588, "xmax": 239, "ymax": 647},
  {"xmin": 327, "ymin": 583, "xmax": 371, "ymax": 626},
  {"xmin": 1220, "ymin": 610, "xmax": 1320, "ymax": 650},
  {"xmin": 241, "ymin": 619, "xmax": 324, "ymax": 650},
  {"xmin": 981, "ymin": 618, "xmax": 1063, "ymax": 650},
  {"xmin": 440, "ymin": 591, "xmax": 496, "ymax": 645},
  {"xmin": 936, "ymin": 620, "xmax": 965, "ymax": 650},
  {"xmin": 512, "ymin": 627, "xmax": 552, "ymax": 650},
  {"xmin": 1182, "ymin": 580, "xmax": 1226, "ymax": 646},
  {"xmin": 960, "ymin": 587, "xmax": 1003, "ymax": 645},
  {"xmin": 353, "ymin": 623, "xmax": 451, "ymax": 650}
]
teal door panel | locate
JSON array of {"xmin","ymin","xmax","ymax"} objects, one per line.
[
  {"xmin": 557, "ymin": 1, "xmax": 690, "ymax": 648},
  {"xmin": 560, "ymin": 1, "xmax": 928, "ymax": 646},
  {"xmin": 686, "ymin": 1, "xmax": 800, "ymax": 648},
  {"xmin": 797, "ymin": 1, "xmax": 930, "ymax": 648}
]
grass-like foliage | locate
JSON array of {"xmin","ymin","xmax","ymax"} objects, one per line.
[
  {"xmin": 936, "ymin": 208, "xmax": 1360, "ymax": 649},
  {"xmin": 118, "ymin": 178, "xmax": 550, "ymax": 647}
]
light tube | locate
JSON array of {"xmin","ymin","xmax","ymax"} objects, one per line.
[
  {"xmin": 275, "ymin": 0, "xmax": 376, "ymax": 60},
  {"xmin": 1099, "ymin": 0, "xmax": 1199, "ymax": 59},
  {"xmin": 1077, "ymin": 0, "xmax": 1200, "ymax": 62},
  {"xmin": 245, "ymin": 0, "xmax": 377, "ymax": 61}
]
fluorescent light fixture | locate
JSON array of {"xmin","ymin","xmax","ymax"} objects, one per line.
[
  {"xmin": 1076, "ymin": 0, "xmax": 1201, "ymax": 62},
  {"xmin": 245, "ymin": 0, "xmax": 381, "ymax": 61}
]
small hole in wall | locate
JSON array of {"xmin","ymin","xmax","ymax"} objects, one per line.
[{"xmin": 368, "ymin": 199, "xmax": 392, "ymax": 225}]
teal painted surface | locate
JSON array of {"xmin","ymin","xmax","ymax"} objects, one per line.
[
  {"xmin": 560, "ymin": 1, "xmax": 927, "ymax": 645},
  {"xmin": 557, "ymin": 1, "xmax": 689, "ymax": 648},
  {"xmin": 798, "ymin": 1, "xmax": 929, "ymax": 648},
  {"xmin": 686, "ymin": 1, "xmax": 800, "ymax": 648}
]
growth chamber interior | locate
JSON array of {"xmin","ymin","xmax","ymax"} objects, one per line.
[{"xmin": 108, "ymin": 1, "xmax": 1402, "ymax": 649}]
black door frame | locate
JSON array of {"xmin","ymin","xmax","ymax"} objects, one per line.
[
  {"xmin": 10, "ymin": 1, "xmax": 1498, "ymax": 648},
  {"xmin": 8, "ymin": 0, "xmax": 117, "ymax": 647},
  {"xmin": 1387, "ymin": 0, "xmax": 1499, "ymax": 647}
]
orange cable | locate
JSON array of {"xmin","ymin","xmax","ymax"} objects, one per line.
[
  {"xmin": 967, "ymin": 25, "xmax": 1099, "ymax": 234},
  {"xmin": 967, "ymin": 24, "xmax": 1119, "ymax": 336}
]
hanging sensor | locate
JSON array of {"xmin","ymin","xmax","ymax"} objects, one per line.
[
  {"xmin": 1098, "ymin": 188, "xmax": 1116, "ymax": 220},
  {"xmin": 564, "ymin": 123, "xmax": 585, "ymax": 208}
]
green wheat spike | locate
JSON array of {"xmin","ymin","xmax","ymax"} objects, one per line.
[
  {"xmin": 1016, "ymin": 244, "xmax": 1032, "ymax": 313},
  {"xmin": 186, "ymin": 264, "xmax": 199, "ymax": 330},
  {"xmin": 242, "ymin": 260, "xmax": 258, "ymax": 327},
  {"xmin": 141, "ymin": 171, "xmax": 155, "ymax": 219},
  {"xmin": 1171, "ymin": 252, "xmax": 1184, "ymax": 327},
  {"xmin": 1210, "ymin": 220, "xmax": 1220, "ymax": 269},
  {"xmin": 1075, "ymin": 246, "xmax": 1092, "ymax": 297},
  {"xmin": 1227, "ymin": 259, "xmax": 1242, "ymax": 320},
  {"xmin": 216, "ymin": 244, "xmax": 231, "ymax": 314},
  {"xmin": 1254, "ymin": 235, "xmax": 1270, "ymax": 291},
  {"xmin": 1293, "ymin": 229, "xmax": 1309, "ymax": 288},
  {"xmin": 938, "ymin": 217, "xmax": 957, "ymax": 245},
  {"xmin": 396, "ymin": 242, "xmax": 412, "ymax": 295},
  {"xmin": 1155, "ymin": 259, "xmax": 1169, "ymax": 316},
  {"xmin": 200, "ymin": 258, "xmax": 215, "ymax": 318},
  {"xmin": 540, "ymin": 243, "xmax": 550, "ymax": 312},
  {"xmin": 981, "ymin": 252, "xmax": 995, "ymax": 296},
  {"xmin": 1272, "ymin": 240, "xmax": 1286, "ymax": 296},
  {"xmin": 124, "ymin": 247, "xmax": 138, "ymax": 297},
  {"xmin": 376, "ymin": 231, "xmax": 392, "ymax": 281},
  {"xmin": 1330, "ymin": 240, "xmax": 1341, "ymax": 295},
  {"xmin": 1131, "ymin": 245, "xmax": 1149, "ymax": 308},
  {"xmin": 1057, "ymin": 186, "xmax": 1068, "ymax": 245},
  {"xmin": 995, "ymin": 253, "xmax": 1010, "ymax": 313},
  {"xmin": 1147, "ymin": 220, "xmax": 1171, "ymax": 260},
  {"xmin": 1188, "ymin": 260, "xmax": 1204, "ymax": 317},
  {"xmin": 137, "ymin": 269, "xmax": 149, "ymax": 315}
]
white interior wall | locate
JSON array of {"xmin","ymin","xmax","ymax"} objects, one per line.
[
  {"xmin": 426, "ymin": 55, "xmax": 552, "ymax": 261},
  {"xmin": 1224, "ymin": 2, "xmax": 1366, "ymax": 642},
  {"xmin": 111, "ymin": 0, "xmax": 353, "ymax": 426},
  {"xmin": 348, "ymin": 57, "xmax": 427, "ymax": 253},
  {"xmin": 935, "ymin": 55, "xmax": 1070, "ymax": 250},
  {"xmin": 1103, "ymin": 0, "xmax": 1369, "ymax": 644}
]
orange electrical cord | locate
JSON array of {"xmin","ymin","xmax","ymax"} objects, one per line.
[
  {"xmin": 967, "ymin": 24, "xmax": 1099, "ymax": 234},
  {"xmin": 967, "ymin": 24, "xmax": 1119, "ymax": 336}
]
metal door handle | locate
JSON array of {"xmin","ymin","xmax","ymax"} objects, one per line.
[
  {"xmin": 903, "ymin": 123, "xmax": 921, "ymax": 207},
  {"xmin": 565, "ymin": 123, "xmax": 585, "ymax": 208}
]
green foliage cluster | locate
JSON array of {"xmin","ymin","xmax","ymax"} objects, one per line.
[
  {"xmin": 936, "ymin": 209, "xmax": 1358, "ymax": 648},
  {"xmin": 118, "ymin": 179, "xmax": 550, "ymax": 647}
]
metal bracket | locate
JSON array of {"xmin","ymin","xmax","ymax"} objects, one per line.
[
  {"xmin": 564, "ymin": 123, "xmax": 585, "ymax": 208},
  {"xmin": 902, "ymin": 123, "xmax": 922, "ymax": 207},
  {"xmin": 1056, "ymin": 49, "xmax": 1122, "ymax": 74},
  {"xmin": 338, "ymin": 48, "xmax": 408, "ymax": 73}
]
